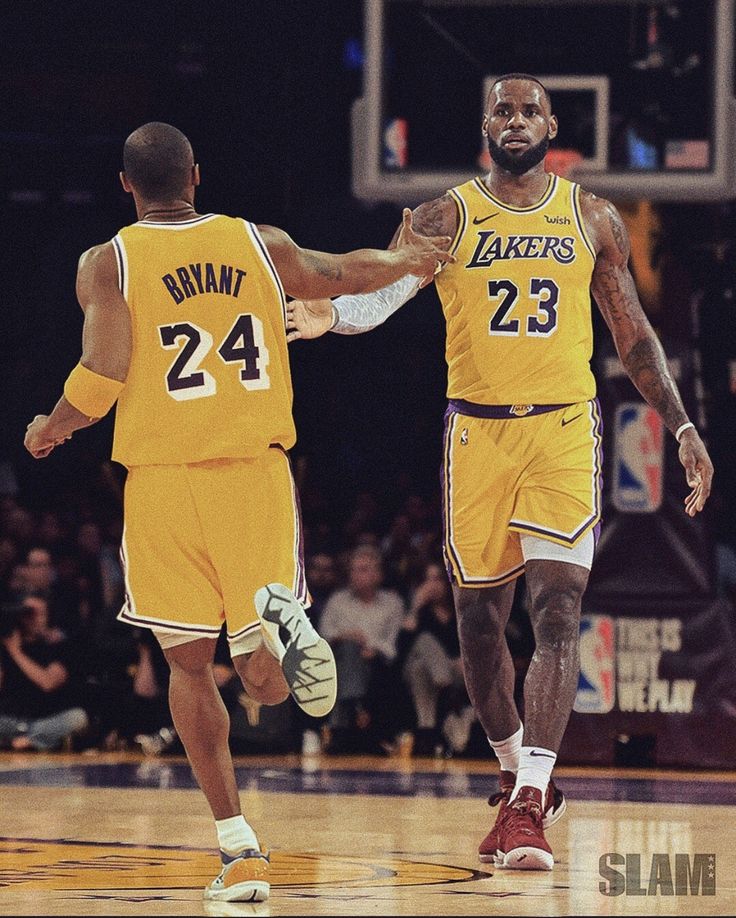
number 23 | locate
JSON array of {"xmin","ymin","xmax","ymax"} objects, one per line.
[{"xmin": 488, "ymin": 278, "xmax": 559, "ymax": 338}]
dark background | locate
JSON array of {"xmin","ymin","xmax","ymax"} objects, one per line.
[{"xmin": 1, "ymin": 0, "xmax": 735, "ymax": 546}]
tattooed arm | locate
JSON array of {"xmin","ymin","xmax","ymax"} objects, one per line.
[
  {"xmin": 260, "ymin": 209, "xmax": 453, "ymax": 301},
  {"xmin": 387, "ymin": 194, "xmax": 459, "ymax": 250},
  {"xmin": 285, "ymin": 195, "xmax": 459, "ymax": 340},
  {"xmin": 582, "ymin": 192, "xmax": 713, "ymax": 516}
]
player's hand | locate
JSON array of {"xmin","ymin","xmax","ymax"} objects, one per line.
[
  {"xmin": 286, "ymin": 298, "xmax": 334, "ymax": 342},
  {"xmin": 24, "ymin": 415, "xmax": 68, "ymax": 459},
  {"xmin": 678, "ymin": 428, "xmax": 713, "ymax": 516},
  {"xmin": 395, "ymin": 208, "xmax": 455, "ymax": 281}
]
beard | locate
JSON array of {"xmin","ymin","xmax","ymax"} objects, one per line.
[{"xmin": 487, "ymin": 134, "xmax": 550, "ymax": 175}]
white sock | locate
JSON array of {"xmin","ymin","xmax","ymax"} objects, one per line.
[
  {"xmin": 215, "ymin": 814, "xmax": 260, "ymax": 855},
  {"xmin": 488, "ymin": 722, "xmax": 523, "ymax": 773},
  {"xmin": 510, "ymin": 746, "xmax": 557, "ymax": 802}
]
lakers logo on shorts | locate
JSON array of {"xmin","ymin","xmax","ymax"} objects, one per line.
[{"xmin": 509, "ymin": 404, "xmax": 534, "ymax": 417}]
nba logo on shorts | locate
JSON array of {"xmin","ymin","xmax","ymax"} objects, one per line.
[
  {"xmin": 574, "ymin": 614, "xmax": 615, "ymax": 714},
  {"xmin": 612, "ymin": 402, "xmax": 663, "ymax": 513}
]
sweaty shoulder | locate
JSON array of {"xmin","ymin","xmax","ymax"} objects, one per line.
[
  {"xmin": 78, "ymin": 241, "xmax": 116, "ymax": 275},
  {"xmin": 255, "ymin": 224, "xmax": 293, "ymax": 251},
  {"xmin": 577, "ymin": 190, "xmax": 629, "ymax": 263},
  {"xmin": 76, "ymin": 242, "xmax": 119, "ymax": 307}
]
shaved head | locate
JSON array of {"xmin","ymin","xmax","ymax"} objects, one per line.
[{"xmin": 122, "ymin": 122, "xmax": 195, "ymax": 200}]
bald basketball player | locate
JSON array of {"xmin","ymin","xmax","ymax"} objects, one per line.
[
  {"xmin": 23, "ymin": 122, "xmax": 453, "ymax": 903},
  {"xmin": 285, "ymin": 74, "xmax": 714, "ymax": 871}
]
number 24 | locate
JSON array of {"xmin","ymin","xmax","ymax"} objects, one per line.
[{"xmin": 158, "ymin": 313, "xmax": 271, "ymax": 401}]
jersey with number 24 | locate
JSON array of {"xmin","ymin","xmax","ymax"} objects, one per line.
[{"xmin": 110, "ymin": 214, "xmax": 294, "ymax": 467}]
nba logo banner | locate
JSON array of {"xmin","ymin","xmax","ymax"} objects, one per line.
[
  {"xmin": 383, "ymin": 118, "xmax": 407, "ymax": 169},
  {"xmin": 612, "ymin": 403, "xmax": 663, "ymax": 513},
  {"xmin": 575, "ymin": 614, "xmax": 615, "ymax": 713}
]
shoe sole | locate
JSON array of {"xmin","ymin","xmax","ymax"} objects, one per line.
[
  {"xmin": 502, "ymin": 846, "xmax": 554, "ymax": 870},
  {"xmin": 204, "ymin": 880, "xmax": 270, "ymax": 902},
  {"xmin": 255, "ymin": 583, "xmax": 337, "ymax": 718}
]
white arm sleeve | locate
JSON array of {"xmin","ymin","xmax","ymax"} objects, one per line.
[{"xmin": 330, "ymin": 274, "xmax": 422, "ymax": 335}]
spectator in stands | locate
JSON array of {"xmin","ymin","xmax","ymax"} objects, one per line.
[
  {"xmin": 305, "ymin": 553, "xmax": 338, "ymax": 631},
  {"xmin": 401, "ymin": 562, "xmax": 469, "ymax": 756},
  {"xmin": 0, "ymin": 594, "xmax": 88, "ymax": 750},
  {"xmin": 319, "ymin": 545, "xmax": 404, "ymax": 751},
  {"xmin": 36, "ymin": 511, "xmax": 67, "ymax": 554},
  {"xmin": 381, "ymin": 513, "xmax": 414, "ymax": 592},
  {"xmin": 22, "ymin": 546, "xmax": 55, "ymax": 594},
  {"xmin": 1, "ymin": 501, "xmax": 35, "ymax": 554},
  {"xmin": 0, "ymin": 538, "xmax": 18, "ymax": 601}
]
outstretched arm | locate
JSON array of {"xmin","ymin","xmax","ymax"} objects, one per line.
[
  {"xmin": 582, "ymin": 193, "xmax": 713, "ymax": 516},
  {"xmin": 24, "ymin": 243, "xmax": 132, "ymax": 459},
  {"xmin": 260, "ymin": 207, "xmax": 453, "ymax": 301},
  {"xmin": 286, "ymin": 195, "xmax": 459, "ymax": 341}
]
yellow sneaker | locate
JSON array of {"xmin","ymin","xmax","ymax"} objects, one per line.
[{"xmin": 203, "ymin": 849, "xmax": 270, "ymax": 902}]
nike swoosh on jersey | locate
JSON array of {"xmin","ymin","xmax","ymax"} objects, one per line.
[
  {"xmin": 561, "ymin": 413, "xmax": 583, "ymax": 427},
  {"xmin": 472, "ymin": 212, "xmax": 499, "ymax": 225}
]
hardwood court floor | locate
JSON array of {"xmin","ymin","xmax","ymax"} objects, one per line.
[{"xmin": 0, "ymin": 752, "xmax": 734, "ymax": 916}]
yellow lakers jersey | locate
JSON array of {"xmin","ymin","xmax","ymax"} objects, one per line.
[
  {"xmin": 111, "ymin": 214, "xmax": 295, "ymax": 466},
  {"xmin": 435, "ymin": 174, "xmax": 597, "ymax": 404}
]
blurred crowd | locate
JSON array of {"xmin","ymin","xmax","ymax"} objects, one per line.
[
  {"xmin": 0, "ymin": 479, "xmax": 535, "ymax": 760},
  {"xmin": 3, "ymin": 447, "xmax": 734, "ymax": 760}
]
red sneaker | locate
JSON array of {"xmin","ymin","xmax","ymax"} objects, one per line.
[
  {"xmin": 478, "ymin": 775, "xmax": 566, "ymax": 863},
  {"xmin": 496, "ymin": 785, "xmax": 554, "ymax": 870},
  {"xmin": 478, "ymin": 770, "xmax": 515, "ymax": 863},
  {"xmin": 543, "ymin": 777, "xmax": 567, "ymax": 829}
]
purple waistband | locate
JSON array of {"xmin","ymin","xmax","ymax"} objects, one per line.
[{"xmin": 447, "ymin": 399, "xmax": 572, "ymax": 419}]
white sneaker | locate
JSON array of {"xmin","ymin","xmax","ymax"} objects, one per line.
[
  {"xmin": 254, "ymin": 583, "xmax": 337, "ymax": 718},
  {"xmin": 203, "ymin": 849, "xmax": 270, "ymax": 902}
]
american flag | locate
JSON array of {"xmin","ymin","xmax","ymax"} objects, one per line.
[{"xmin": 665, "ymin": 140, "xmax": 710, "ymax": 169}]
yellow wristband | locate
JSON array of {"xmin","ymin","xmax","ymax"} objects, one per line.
[{"xmin": 63, "ymin": 363, "xmax": 124, "ymax": 419}]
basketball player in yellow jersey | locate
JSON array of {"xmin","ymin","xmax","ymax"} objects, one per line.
[
  {"xmin": 23, "ymin": 122, "xmax": 452, "ymax": 903},
  {"xmin": 285, "ymin": 75, "xmax": 714, "ymax": 871}
]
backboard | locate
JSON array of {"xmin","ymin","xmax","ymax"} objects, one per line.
[{"xmin": 352, "ymin": 0, "xmax": 736, "ymax": 204}]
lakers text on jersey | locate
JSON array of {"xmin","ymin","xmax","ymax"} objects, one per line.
[{"xmin": 435, "ymin": 174, "xmax": 596, "ymax": 406}]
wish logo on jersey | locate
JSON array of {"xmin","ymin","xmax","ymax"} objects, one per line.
[
  {"xmin": 574, "ymin": 614, "xmax": 615, "ymax": 714},
  {"xmin": 613, "ymin": 403, "xmax": 664, "ymax": 513}
]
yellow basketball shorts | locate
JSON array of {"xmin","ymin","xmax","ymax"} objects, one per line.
[
  {"xmin": 117, "ymin": 448, "xmax": 308, "ymax": 644},
  {"xmin": 441, "ymin": 399, "xmax": 603, "ymax": 588}
]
